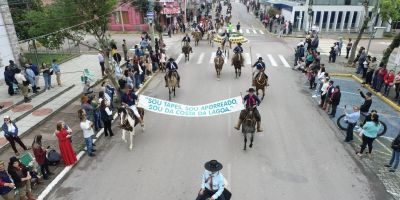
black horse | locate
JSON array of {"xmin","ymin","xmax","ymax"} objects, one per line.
[{"xmin": 241, "ymin": 107, "xmax": 257, "ymax": 150}]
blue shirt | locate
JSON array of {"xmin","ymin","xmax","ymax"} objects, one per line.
[
  {"xmin": 233, "ymin": 46, "xmax": 243, "ymax": 53},
  {"xmin": 201, "ymin": 170, "xmax": 225, "ymax": 199},
  {"xmin": 216, "ymin": 50, "xmax": 223, "ymax": 56},
  {"xmin": 254, "ymin": 61, "xmax": 265, "ymax": 70},
  {"xmin": 52, "ymin": 63, "xmax": 60, "ymax": 73},
  {"xmin": 345, "ymin": 111, "xmax": 360, "ymax": 124},
  {"xmin": 362, "ymin": 121, "xmax": 380, "ymax": 138},
  {"xmin": 121, "ymin": 92, "xmax": 137, "ymax": 106},
  {"xmin": 166, "ymin": 61, "xmax": 178, "ymax": 71},
  {"xmin": 30, "ymin": 64, "xmax": 39, "ymax": 75}
]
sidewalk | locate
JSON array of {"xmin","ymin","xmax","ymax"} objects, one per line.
[{"xmin": 0, "ymin": 54, "xmax": 102, "ymax": 151}]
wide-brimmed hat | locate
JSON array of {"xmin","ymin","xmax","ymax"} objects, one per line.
[
  {"xmin": 204, "ymin": 160, "xmax": 223, "ymax": 172},
  {"xmin": 168, "ymin": 58, "xmax": 174, "ymax": 61},
  {"xmin": 247, "ymin": 88, "xmax": 255, "ymax": 92},
  {"xmin": 258, "ymin": 57, "xmax": 263, "ymax": 60},
  {"xmin": 237, "ymin": 43, "xmax": 242, "ymax": 46}
]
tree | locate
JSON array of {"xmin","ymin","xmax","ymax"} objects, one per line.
[
  {"xmin": 379, "ymin": 0, "xmax": 400, "ymax": 66},
  {"xmin": 347, "ymin": 0, "xmax": 375, "ymax": 66},
  {"xmin": 8, "ymin": 0, "xmax": 43, "ymax": 40},
  {"xmin": 26, "ymin": 0, "xmax": 122, "ymax": 98}
]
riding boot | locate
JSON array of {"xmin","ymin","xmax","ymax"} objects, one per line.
[
  {"xmin": 257, "ymin": 121, "xmax": 264, "ymax": 132},
  {"xmin": 164, "ymin": 76, "xmax": 168, "ymax": 87},
  {"xmin": 27, "ymin": 192, "xmax": 37, "ymax": 200},
  {"xmin": 234, "ymin": 119, "xmax": 242, "ymax": 130}
]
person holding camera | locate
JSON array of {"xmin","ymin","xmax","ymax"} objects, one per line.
[{"xmin": 32, "ymin": 135, "xmax": 52, "ymax": 180}]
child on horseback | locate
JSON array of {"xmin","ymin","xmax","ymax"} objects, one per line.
[
  {"xmin": 252, "ymin": 57, "xmax": 268, "ymax": 80},
  {"xmin": 165, "ymin": 58, "xmax": 180, "ymax": 88},
  {"xmin": 234, "ymin": 88, "xmax": 264, "ymax": 132},
  {"xmin": 121, "ymin": 87, "xmax": 144, "ymax": 127}
]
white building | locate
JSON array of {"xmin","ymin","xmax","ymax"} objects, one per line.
[
  {"xmin": 265, "ymin": 0, "xmax": 391, "ymax": 33},
  {"xmin": 0, "ymin": 0, "xmax": 20, "ymax": 80}
]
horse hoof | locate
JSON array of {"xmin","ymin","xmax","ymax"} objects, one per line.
[
  {"xmin": 123, "ymin": 139, "xmax": 127, "ymax": 143},
  {"xmin": 142, "ymin": 127, "xmax": 145, "ymax": 132},
  {"xmin": 249, "ymin": 144, "xmax": 253, "ymax": 148},
  {"xmin": 129, "ymin": 146, "xmax": 133, "ymax": 150},
  {"xmin": 243, "ymin": 147, "xmax": 246, "ymax": 151}
]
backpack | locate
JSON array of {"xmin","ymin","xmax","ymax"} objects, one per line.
[{"xmin": 47, "ymin": 149, "xmax": 61, "ymax": 165}]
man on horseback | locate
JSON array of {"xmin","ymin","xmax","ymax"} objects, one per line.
[
  {"xmin": 221, "ymin": 30, "xmax": 230, "ymax": 47},
  {"xmin": 252, "ymin": 57, "xmax": 268, "ymax": 80},
  {"xmin": 233, "ymin": 42, "xmax": 243, "ymax": 54},
  {"xmin": 216, "ymin": 47, "xmax": 223, "ymax": 57},
  {"xmin": 234, "ymin": 88, "xmax": 264, "ymax": 132},
  {"xmin": 182, "ymin": 33, "xmax": 191, "ymax": 44},
  {"xmin": 121, "ymin": 87, "xmax": 144, "ymax": 127},
  {"xmin": 165, "ymin": 58, "xmax": 180, "ymax": 88}
]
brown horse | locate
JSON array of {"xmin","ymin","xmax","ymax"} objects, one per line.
[
  {"xmin": 191, "ymin": 31, "xmax": 202, "ymax": 46},
  {"xmin": 182, "ymin": 43, "xmax": 192, "ymax": 62},
  {"xmin": 225, "ymin": 15, "xmax": 231, "ymax": 25},
  {"xmin": 214, "ymin": 55, "xmax": 224, "ymax": 80},
  {"xmin": 167, "ymin": 71, "xmax": 179, "ymax": 100},
  {"xmin": 253, "ymin": 71, "xmax": 268, "ymax": 100},
  {"xmin": 231, "ymin": 53, "xmax": 244, "ymax": 78}
]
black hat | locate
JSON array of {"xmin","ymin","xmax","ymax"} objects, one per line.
[
  {"xmin": 258, "ymin": 57, "xmax": 263, "ymax": 60},
  {"xmin": 9, "ymin": 157, "xmax": 19, "ymax": 165},
  {"xmin": 204, "ymin": 160, "xmax": 223, "ymax": 172},
  {"xmin": 168, "ymin": 58, "xmax": 174, "ymax": 61},
  {"xmin": 237, "ymin": 43, "xmax": 242, "ymax": 46},
  {"xmin": 247, "ymin": 88, "xmax": 255, "ymax": 92},
  {"xmin": 366, "ymin": 92, "xmax": 372, "ymax": 97}
]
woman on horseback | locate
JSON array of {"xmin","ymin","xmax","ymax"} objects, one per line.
[{"xmin": 234, "ymin": 88, "xmax": 263, "ymax": 132}]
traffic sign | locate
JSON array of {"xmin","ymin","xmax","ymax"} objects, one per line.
[{"xmin": 147, "ymin": 12, "xmax": 154, "ymax": 17}]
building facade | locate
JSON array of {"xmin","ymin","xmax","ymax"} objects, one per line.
[
  {"xmin": 266, "ymin": 0, "xmax": 391, "ymax": 33},
  {"xmin": 0, "ymin": 0, "xmax": 20, "ymax": 80},
  {"xmin": 109, "ymin": 3, "xmax": 149, "ymax": 32}
]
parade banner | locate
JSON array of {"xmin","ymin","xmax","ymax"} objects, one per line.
[{"xmin": 138, "ymin": 95, "xmax": 244, "ymax": 117}]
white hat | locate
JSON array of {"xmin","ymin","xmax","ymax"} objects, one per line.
[{"xmin": 3, "ymin": 115, "xmax": 10, "ymax": 119}]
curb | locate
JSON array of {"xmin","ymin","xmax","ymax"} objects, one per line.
[
  {"xmin": 37, "ymin": 68, "xmax": 159, "ymax": 200},
  {"xmin": 330, "ymin": 73, "xmax": 400, "ymax": 112},
  {"xmin": 0, "ymin": 85, "xmax": 76, "ymax": 153}
]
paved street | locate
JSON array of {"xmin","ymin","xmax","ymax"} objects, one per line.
[{"xmin": 46, "ymin": 2, "xmax": 392, "ymax": 200}]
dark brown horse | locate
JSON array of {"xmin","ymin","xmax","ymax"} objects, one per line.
[
  {"xmin": 214, "ymin": 55, "xmax": 224, "ymax": 80},
  {"xmin": 253, "ymin": 71, "xmax": 268, "ymax": 100},
  {"xmin": 242, "ymin": 107, "xmax": 256, "ymax": 150},
  {"xmin": 191, "ymin": 31, "xmax": 202, "ymax": 46},
  {"xmin": 231, "ymin": 53, "xmax": 244, "ymax": 78},
  {"xmin": 182, "ymin": 43, "xmax": 192, "ymax": 62}
]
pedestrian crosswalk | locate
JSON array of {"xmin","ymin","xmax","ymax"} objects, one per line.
[
  {"xmin": 174, "ymin": 51, "xmax": 291, "ymax": 68},
  {"xmin": 218, "ymin": 28, "xmax": 265, "ymax": 36}
]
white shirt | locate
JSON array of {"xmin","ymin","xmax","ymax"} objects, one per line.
[
  {"xmin": 14, "ymin": 73, "xmax": 26, "ymax": 84},
  {"xmin": 98, "ymin": 53, "xmax": 104, "ymax": 63},
  {"xmin": 7, "ymin": 123, "xmax": 16, "ymax": 133},
  {"xmin": 80, "ymin": 120, "xmax": 94, "ymax": 138}
]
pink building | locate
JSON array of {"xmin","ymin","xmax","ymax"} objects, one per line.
[{"xmin": 108, "ymin": 3, "xmax": 149, "ymax": 32}]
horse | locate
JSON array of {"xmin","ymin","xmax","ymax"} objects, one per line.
[
  {"xmin": 221, "ymin": 39, "xmax": 231, "ymax": 57},
  {"xmin": 208, "ymin": 31, "xmax": 215, "ymax": 47},
  {"xmin": 214, "ymin": 55, "xmax": 224, "ymax": 80},
  {"xmin": 182, "ymin": 43, "xmax": 192, "ymax": 62},
  {"xmin": 191, "ymin": 31, "xmax": 202, "ymax": 46},
  {"xmin": 241, "ymin": 107, "xmax": 257, "ymax": 151},
  {"xmin": 117, "ymin": 106, "xmax": 145, "ymax": 150},
  {"xmin": 225, "ymin": 15, "xmax": 231, "ymax": 25},
  {"xmin": 167, "ymin": 71, "xmax": 179, "ymax": 100},
  {"xmin": 253, "ymin": 72, "xmax": 268, "ymax": 100},
  {"xmin": 231, "ymin": 53, "xmax": 244, "ymax": 78}
]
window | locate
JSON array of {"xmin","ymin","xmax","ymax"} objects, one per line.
[{"xmin": 113, "ymin": 11, "xmax": 130, "ymax": 24}]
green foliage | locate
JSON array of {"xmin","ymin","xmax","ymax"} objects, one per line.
[
  {"xmin": 154, "ymin": 2, "xmax": 163, "ymax": 14},
  {"xmin": 131, "ymin": 0, "xmax": 149, "ymax": 15},
  {"xmin": 267, "ymin": 8, "xmax": 279, "ymax": 18},
  {"xmin": 24, "ymin": 53, "xmax": 78, "ymax": 65},
  {"xmin": 8, "ymin": 0, "xmax": 43, "ymax": 40},
  {"xmin": 380, "ymin": 0, "xmax": 400, "ymax": 23}
]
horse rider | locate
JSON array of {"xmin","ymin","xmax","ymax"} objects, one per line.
[
  {"xmin": 121, "ymin": 86, "xmax": 144, "ymax": 127},
  {"xmin": 233, "ymin": 42, "xmax": 243, "ymax": 55},
  {"xmin": 252, "ymin": 57, "xmax": 268, "ymax": 80},
  {"xmin": 165, "ymin": 58, "xmax": 180, "ymax": 88},
  {"xmin": 216, "ymin": 47, "xmax": 223, "ymax": 57},
  {"xmin": 227, "ymin": 23, "xmax": 233, "ymax": 33},
  {"xmin": 182, "ymin": 33, "xmax": 191, "ymax": 45},
  {"xmin": 234, "ymin": 88, "xmax": 264, "ymax": 132},
  {"xmin": 196, "ymin": 160, "xmax": 227, "ymax": 200},
  {"xmin": 221, "ymin": 30, "xmax": 230, "ymax": 46}
]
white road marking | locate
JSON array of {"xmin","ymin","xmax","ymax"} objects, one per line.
[
  {"xmin": 175, "ymin": 54, "xmax": 184, "ymax": 64},
  {"xmin": 244, "ymin": 53, "xmax": 251, "ymax": 65},
  {"xmin": 252, "ymin": 29, "xmax": 257, "ymax": 34},
  {"xmin": 267, "ymin": 54, "xmax": 277, "ymax": 67},
  {"xmin": 259, "ymin": 30, "xmax": 264, "ymax": 34},
  {"xmin": 197, "ymin": 52, "xmax": 204, "ymax": 64},
  {"xmin": 209, "ymin": 52, "xmax": 216, "ymax": 64},
  {"xmin": 278, "ymin": 55, "xmax": 291, "ymax": 68},
  {"xmin": 246, "ymin": 29, "xmax": 250, "ymax": 34}
]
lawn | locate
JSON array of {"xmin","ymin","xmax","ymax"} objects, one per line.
[{"xmin": 24, "ymin": 53, "xmax": 79, "ymax": 65}]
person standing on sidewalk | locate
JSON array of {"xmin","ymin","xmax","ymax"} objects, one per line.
[
  {"xmin": 395, "ymin": 71, "xmax": 400, "ymax": 100},
  {"xmin": 55, "ymin": 122, "xmax": 77, "ymax": 165},
  {"xmin": 122, "ymin": 39, "xmax": 128, "ymax": 61},
  {"xmin": 28, "ymin": 61, "xmax": 40, "ymax": 90},
  {"xmin": 7, "ymin": 157, "xmax": 36, "ymax": 200},
  {"xmin": 383, "ymin": 70, "xmax": 395, "ymax": 97},
  {"xmin": 375, "ymin": 64, "xmax": 388, "ymax": 93},
  {"xmin": 357, "ymin": 113, "xmax": 380, "ymax": 157},
  {"xmin": 364, "ymin": 57, "xmax": 377, "ymax": 85},
  {"xmin": 0, "ymin": 160, "xmax": 15, "ymax": 200},
  {"xmin": 98, "ymin": 50, "xmax": 105, "ymax": 76},
  {"xmin": 14, "ymin": 68, "xmax": 31, "ymax": 103},
  {"xmin": 4, "ymin": 66, "xmax": 15, "ymax": 96},
  {"xmin": 343, "ymin": 106, "xmax": 360, "ymax": 143},
  {"xmin": 345, "ymin": 38, "xmax": 352, "ymax": 59},
  {"xmin": 78, "ymin": 109, "xmax": 96, "ymax": 157},
  {"xmin": 31, "ymin": 135, "xmax": 52, "ymax": 180},
  {"xmin": 328, "ymin": 86, "xmax": 341, "ymax": 118},
  {"xmin": 51, "ymin": 59, "xmax": 62, "ymax": 87},
  {"xmin": 385, "ymin": 132, "xmax": 400, "ymax": 172},
  {"xmin": 25, "ymin": 64, "xmax": 37, "ymax": 94},
  {"xmin": 100, "ymin": 99, "xmax": 114, "ymax": 137},
  {"xmin": 41, "ymin": 63, "xmax": 52, "ymax": 91},
  {"xmin": 2, "ymin": 116, "xmax": 30, "ymax": 156}
]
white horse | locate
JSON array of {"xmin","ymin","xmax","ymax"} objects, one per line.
[{"xmin": 117, "ymin": 106, "xmax": 145, "ymax": 150}]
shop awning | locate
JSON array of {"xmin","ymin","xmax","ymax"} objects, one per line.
[{"xmin": 161, "ymin": 2, "xmax": 180, "ymax": 15}]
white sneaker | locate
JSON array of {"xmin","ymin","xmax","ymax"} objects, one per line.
[{"xmin": 312, "ymin": 95, "xmax": 317, "ymax": 98}]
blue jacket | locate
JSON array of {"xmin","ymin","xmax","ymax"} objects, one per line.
[
  {"xmin": 31, "ymin": 64, "xmax": 40, "ymax": 75},
  {"xmin": 253, "ymin": 61, "xmax": 265, "ymax": 70},
  {"xmin": 121, "ymin": 92, "xmax": 138, "ymax": 107},
  {"xmin": 166, "ymin": 61, "xmax": 178, "ymax": 71},
  {"xmin": 216, "ymin": 49, "xmax": 223, "ymax": 56},
  {"xmin": 0, "ymin": 171, "xmax": 13, "ymax": 195},
  {"xmin": 2, "ymin": 122, "xmax": 18, "ymax": 137},
  {"xmin": 233, "ymin": 46, "xmax": 243, "ymax": 53},
  {"xmin": 52, "ymin": 63, "xmax": 61, "ymax": 73}
]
